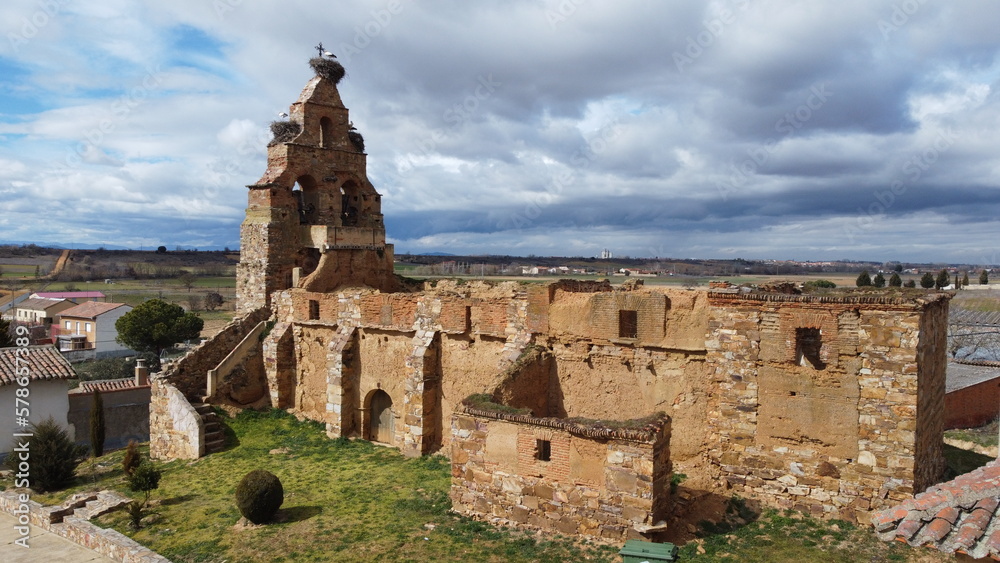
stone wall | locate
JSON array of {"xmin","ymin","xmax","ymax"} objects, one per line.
[
  {"xmin": 450, "ymin": 409, "xmax": 671, "ymax": 542},
  {"xmin": 149, "ymin": 378, "xmax": 202, "ymax": 460},
  {"xmin": 0, "ymin": 490, "xmax": 170, "ymax": 562},
  {"xmin": 161, "ymin": 307, "xmax": 270, "ymax": 400},
  {"xmin": 705, "ymin": 290, "xmax": 951, "ymax": 523}
]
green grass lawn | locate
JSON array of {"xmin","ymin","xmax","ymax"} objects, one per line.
[{"xmin": 10, "ymin": 410, "xmax": 964, "ymax": 563}]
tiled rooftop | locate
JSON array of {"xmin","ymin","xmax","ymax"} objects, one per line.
[
  {"xmin": 0, "ymin": 344, "xmax": 77, "ymax": 386},
  {"xmin": 873, "ymin": 459, "xmax": 1000, "ymax": 560},
  {"xmin": 14, "ymin": 297, "xmax": 67, "ymax": 311},
  {"xmin": 72, "ymin": 377, "xmax": 144, "ymax": 394},
  {"xmin": 59, "ymin": 301, "xmax": 128, "ymax": 320}
]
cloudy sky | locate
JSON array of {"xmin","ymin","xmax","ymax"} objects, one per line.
[{"xmin": 1, "ymin": 1, "xmax": 999, "ymax": 263}]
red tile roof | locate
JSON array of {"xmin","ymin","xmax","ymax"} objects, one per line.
[
  {"xmin": 873, "ymin": 459, "xmax": 1000, "ymax": 559},
  {"xmin": 0, "ymin": 345, "xmax": 77, "ymax": 386},
  {"xmin": 72, "ymin": 377, "xmax": 144, "ymax": 393},
  {"xmin": 59, "ymin": 301, "xmax": 129, "ymax": 320}
]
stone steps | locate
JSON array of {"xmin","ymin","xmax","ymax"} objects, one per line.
[{"xmin": 191, "ymin": 402, "xmax": 227, "ymax": 454}]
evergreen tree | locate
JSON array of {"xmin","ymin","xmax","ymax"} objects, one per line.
[
  {"xmin": 962, "ymin": 271, "xmax": 970, "ymax": 287},
  {"xmin": 981, "ymin": 270, "xmax": 990, "ymax": 285},
  {"xmin": 888, "ymin": 272, "xmax": 902, "ymax": 287},
  {"xmin": 856, "ymin": 270, "xmax": 873, "ymax": 287},
  {"xmin": 920, "ymin": 272, "xmax": 935, "ymax": 288},
  {"xmin": 936, "ymin": 269, "xmax": 951, "ymax": 290},
  {"xmin": 873, "ymin": 273, "xmax": 886, "ymax": 288},
  {"xmin": 90, "ymin": 390, "xmax": 105, "ymax": 458},
  {"xmin": 0, "ymin": 319, "xmax": 13, "ymax": 348}
]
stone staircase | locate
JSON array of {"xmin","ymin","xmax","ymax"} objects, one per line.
[
  {"xmin": 42, "ymin": 490, "xmax": 133, "ymax": 524},
  {"xmin": 192, "ymin": 402, "xmax": 227, "ymax": 454}
]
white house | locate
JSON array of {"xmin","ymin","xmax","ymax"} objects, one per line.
[
  {"xmin": 0, "ymin": 345, "xmax": 77, "ymax": 456},
  {"xmin": 55, "ymin": 302, "xmax": 133, "ymax": 360},
  {"xmin": 12, "ymin": 297, "xmax": 75, "ymax": 327}
]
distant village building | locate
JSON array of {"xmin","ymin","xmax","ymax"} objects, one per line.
[
  {"xmin": 54, "ymin": 301, "xmax": 133, "ymax": 361},
  {"xmin": 12, "ymin": 297, "xmax": 75, "ymax": 327}
]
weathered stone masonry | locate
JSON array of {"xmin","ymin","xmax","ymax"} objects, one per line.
[
  {"xmin": 706, "ymin": 289, "xmax": 950, "ymax": 523},
  {"xmin": 148, "ymin": 55, "xmax": 956, "ymax": 542},
  {"xmin": 450, "ymin": 408, "xmax": 671, "ymax": 542}
]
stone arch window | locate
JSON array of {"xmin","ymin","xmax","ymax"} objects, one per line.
[
  {"xmin": 295, "ymin": 175, "xmax": 319, "ymax": 224},
  {"xmin": 320, "ymin": 116, "xmax": 334, "ymax": 148},
  {"xmin": 340, "ymin": 180, "xmax": 361, "ymax": 226}
]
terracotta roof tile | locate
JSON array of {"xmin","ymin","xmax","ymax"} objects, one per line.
[
  {"xmin": 875, "ymin": 459, "xmax": 1000, "ymax": 559},
  {"xmin": 0, "ymin": 345, "xmax": 77, "ymax": 386},
  {"xmin": 71, "ymin": 378, "xmax": 144, "ymax": 393},
  {"xmin": 58, "ymin": 301, "xmax": 128, "ymax": 320}
]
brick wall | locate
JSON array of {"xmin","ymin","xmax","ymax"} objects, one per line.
[{"xmin": 450, "ymin": 410, "xmax": 671, "ymax": 541}]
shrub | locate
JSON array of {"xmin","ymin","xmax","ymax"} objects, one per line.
[
  {"xmin": 872, "ymin": 273, "xmax": 886, "ymax": 288},
  {"xmin": 128, "ymin": 461, "xmax": 162, "ymax": 503},
  {"xmin": 888, "ymin": 272, "xmax": 902, "ymax": 287},
  {"xmin": 856, "ymin": 270, "xmax": 872, "ymax": 287},
  {"xmin": 235, "ymin": 469, "xmax": 284, "ymax": 524},
  {"xmin": 5, "ymin": 418, "xmax": 87, "ymax": 492},
  {"xmin": 122, "ymin": 440, "xmax": 141, "ymax": 476}
]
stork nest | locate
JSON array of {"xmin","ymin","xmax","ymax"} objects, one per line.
[
  {"xmin": 309, "ymin": 57, "xmax": 346, "ymax": 84},
  {"xmin": 269, "ymin": 121, "xmax": 301, "ymax": 145},
  {"xmin": 348, "ymin": 130, "xmax": 365, "ymax": 153}
]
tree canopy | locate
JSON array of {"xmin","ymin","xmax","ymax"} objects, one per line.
[
  {"xmin": 115, "ymin": 299, "xmax": 204, "ymax": 356},
  {"xmin": 888, "ymin": 272, "xmax": 902, "ymax": 287},
  {"xmin": 920, "ymin": 272, "xmax": 935, "ymax": 288},
  {"xmin": 872, "ymin": 272, "xmax": 886, "ymax": 288},
  {"xmin": 0, "ymin": 318, "xmax": 13, "ymax": 348},
  {"xmin": 981, "ymin": 270, "xmax": 990, "ymax": 285},
  {"xmin": 856, "ymin": 270, "xmax": 872, "ymax": 287},
  {"xmin": 935, "ymin": 269, "xmax": 951, "ymax": 290}
]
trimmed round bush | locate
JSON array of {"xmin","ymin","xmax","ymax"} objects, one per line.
[{"xmin": 235, "ymin": 469, "xmax": 284, "ymax": 524}]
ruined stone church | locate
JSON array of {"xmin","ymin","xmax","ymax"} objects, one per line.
[{"xmin": 150, "ymin": 55, "xmax": 952, "ymax": 541}]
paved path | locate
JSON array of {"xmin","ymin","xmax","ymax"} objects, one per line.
[{"xmin": 0, "ymin": 511, "xmax": 114, "ymax": 562}]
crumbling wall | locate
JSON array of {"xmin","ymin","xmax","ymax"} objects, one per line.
[
  {"xmin": 161, "ymin": 307, "xmax": 270, "ymax": 400},
  {"xmin": 706, "ymin": 291, "xmax": 951, "ymax": 523},
  {"xmin": 450, "ymin": 409, "xmax": 671, "ymax": 542},
  {"xmin": 439, "ymin": 333, "xmax": 508, "ymax": 447},
  {"xmin": 149, "ymin": 378, "xmax": 202, "ymax": 460}
]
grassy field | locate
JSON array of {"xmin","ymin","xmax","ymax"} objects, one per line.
[{"xmin": 9, "ymin": 410, "xmax": 964, "ymax": 563}]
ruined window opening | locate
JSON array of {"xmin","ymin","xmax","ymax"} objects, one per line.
[
  {"xmin": 465, "ymin": 306, "xmax": 472, "ymax": 332},
  {"xmin": 320, "ymin": 117, "xmax": 333, "ymax": 148},
  {"xmin": 618, "ymin": 309, "xmax": 638, "ymax": 339},
  {"xmin": 308, "ymin": 300, "xmax": 320, "ymax": 320},
  {"xmin": 796, "ymin": 327, "xmax": 825, "ymax": 369},
  {"xmin": 535, "ymin": 439, "xmax": 551, "ymax": 462}
]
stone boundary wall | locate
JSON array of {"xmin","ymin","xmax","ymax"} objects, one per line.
[
  {"xmin": 450, "ymin": 409, "xmax": 670, "ymax": 542},
  {"xmin": 0, "ymin": 490, "xmax": 171, "ymax": 563},
  {"xmin": 149, "ymin": 378, "xmax": 202, "ymax": 460},
  {"xmin": 207, "ymin": 320, "xmax": 268, "ymax": 398}
]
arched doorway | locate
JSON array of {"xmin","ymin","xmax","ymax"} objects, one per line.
[{"xmin": 368, "ymin": 390, "xmax": 393, "ymax": 444}]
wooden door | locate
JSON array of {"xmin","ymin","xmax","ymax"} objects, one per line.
[{"xmin": 370, "ymin": 390, "xmax": 393, "ymax": 444}]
